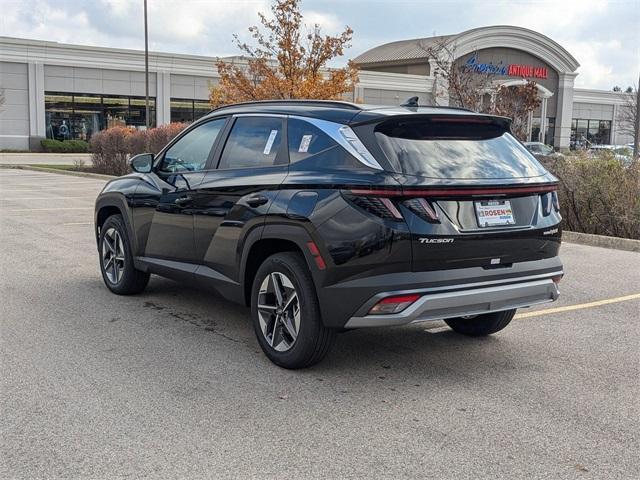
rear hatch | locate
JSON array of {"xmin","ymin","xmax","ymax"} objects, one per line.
[{"xmin": 352, "ymin": 114, "xmax": 562, "ymax": 272}]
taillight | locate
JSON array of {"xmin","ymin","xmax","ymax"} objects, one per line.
[
  {"xmin": 551, "ymin": 191, "xmax": 560, "ymax": 212},
  {"xmin": 403, "ymin": 198, "xmax": 440, "ymax": 223},
  {"xmin": 346, "ymin": 194, "xmax": 403, "ymax": 220},
  {"xmin": 541, "ymin": 191, "xmax": 560, "ymax": 216},
  {"xmin": 369, "ymin": 294, "xmax": 421, "ymax": 315}
]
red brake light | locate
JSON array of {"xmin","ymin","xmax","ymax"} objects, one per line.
[{"xmin": 369, "ymin": 294, "xmax": 421, "ymax": 315}]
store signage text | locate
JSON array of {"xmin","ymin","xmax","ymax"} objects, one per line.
[{"xmin": 464, "ymin": 54, "xmax": 548, "ymax": 79}]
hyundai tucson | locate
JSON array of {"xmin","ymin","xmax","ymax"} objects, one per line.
[{"xmin": 95, "ymin": 100, "xmax": 563, "ymax": 369}]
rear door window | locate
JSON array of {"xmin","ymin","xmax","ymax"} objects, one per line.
[
  {"xmin": 218, "ymin": 116, "xmax": 284, "ymax": 169},
  {"xmin": 375, "ymin": 118, "xmax": 548, "ymax": 179}
]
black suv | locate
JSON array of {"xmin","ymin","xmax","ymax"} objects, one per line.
[{"xmin": 95, "ymin": 100, "xmax": 563, "ymax": 368}]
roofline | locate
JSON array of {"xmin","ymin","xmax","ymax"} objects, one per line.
[
  {"xmin": 209, "ymin": 99, "xmax": 363, "ymax": 114},
  {"xmin": 352, "ymin": 25, "xmax": 580, "ymax": 73}
]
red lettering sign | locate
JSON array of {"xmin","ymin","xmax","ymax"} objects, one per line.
[{"xmin": 507, "ymin": 64, "xmax": 547, "ymax": 79}]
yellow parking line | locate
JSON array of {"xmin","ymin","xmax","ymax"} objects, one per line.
[{"xmin": 515, "ymin": 293, "xmax": 640, "ymax": 319}]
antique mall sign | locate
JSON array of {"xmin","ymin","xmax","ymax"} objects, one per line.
[{"xmin": 464, "ymin": 54, "xmax": 548, "ymax": 79}]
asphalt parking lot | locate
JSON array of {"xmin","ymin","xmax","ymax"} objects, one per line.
[{"xmin": 1, "ymin": 168, "xmax": 639, "ymax": 479}]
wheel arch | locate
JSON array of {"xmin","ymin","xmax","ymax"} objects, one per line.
[
  {"xmin": 240, "ymin": 224, "xmax": 319, "ymax": 306},
  {"xmin": 94, "ymin": 192, "xmax": 137, "ymax": 253}
]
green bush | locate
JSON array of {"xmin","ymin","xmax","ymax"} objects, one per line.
[
  {"xmin": 540, "ymin": 151, "xmax": 640, "ymax": 239},
  {"xmin": 40, "ymin": 139, "xmax": 90, "ymax": 153}
]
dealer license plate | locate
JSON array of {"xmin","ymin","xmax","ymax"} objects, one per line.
[{"xmin": 475, "ymin": 200, "xmax": 515, "ymax": 227}]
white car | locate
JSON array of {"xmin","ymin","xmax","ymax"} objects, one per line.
[{"xmin": 523, "ymin": 142, "xmax": 563, "ymax": 158}]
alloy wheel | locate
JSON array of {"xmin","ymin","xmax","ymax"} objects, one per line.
[
  {"xmin": 101, "ymin": 227, "xmax": 125, "ymax": 284},
  {"xmin": 257, "ymin": 272, "xmax": 301, "ymax": 352}
]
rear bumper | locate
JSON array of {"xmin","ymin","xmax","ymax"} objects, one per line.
[
  {"xmin": 344, "ymin": 276, "xmax": 560, "ymax": 328},
  {"xmin": 318, "ymin": 256, "xmax": 563, "ymax": 328}
]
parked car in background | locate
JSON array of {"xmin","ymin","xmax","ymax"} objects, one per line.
[
  {"xmin": 94, "ymin": 100, "xmax": 563, "ymax": 368},
  {"xmin": 588, "ymin": 144, "xmax": 634, "ymax": 165},
  {"xmin": 523, "ymin": 142, "xmax": 564, "ymax": 159}
]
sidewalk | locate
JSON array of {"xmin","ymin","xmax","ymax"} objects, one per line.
[{"xmin": 0, "ymin": 153, "xmax": 93, "ymax": 166}]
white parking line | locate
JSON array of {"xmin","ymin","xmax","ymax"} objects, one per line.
[
  {"xmin": 7, "ymin": 207, "xmax": 93, "ymax": 212},
  {"xmin": 2, "ymin": 196, "xmax": 96, "ymax": 200}
]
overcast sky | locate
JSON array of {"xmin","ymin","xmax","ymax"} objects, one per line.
[{"xmin": 1, "ymin": 0, "xmax": 638, "ymax": 90}]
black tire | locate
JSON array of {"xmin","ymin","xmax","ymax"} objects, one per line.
[
  {"xmin": 444, "ymin": 309, "xmax": 516, "ymax": 337},
  {"xmin": 251, "ymin": 252, "xmax": 335, "ymax": 369},
  {"xmin": 99, "ymin": 214, "xmax": 149, "ymax": 295}
]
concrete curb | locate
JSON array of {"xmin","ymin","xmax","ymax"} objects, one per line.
[
  {"xmin": 0, "ymin": 164, "xmax": 115, "ymax": 180},
  {"xmin": 563, "ymin": 231, "xmax": 640, "ymax": 253}
]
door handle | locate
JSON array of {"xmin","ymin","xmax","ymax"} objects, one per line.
[
  {"xmin": 246, "ymin": 195, "xmax": 269, "ymax": 208},
  {"xmin": 175, "ymin": 195, "xmax": 193, "ymax": 207}
]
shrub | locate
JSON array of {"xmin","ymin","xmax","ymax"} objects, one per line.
[
  {"xmin": 541, "ymin": 151, "xmax": 640, "ymax": 239},
  {"xmin": 91, "ymin": 123, "xmax": 187, "ymax": 176},
  {"xmin": 40, "ymin": 139, "xmax": 90, "ymax": 153},
  {"xmin": 146, "ymin": 123, "xmax": 187, "ymax": 154},
  {"xmin": 90, "ymin": 126, "xmax": 134, "ymax": 176}
]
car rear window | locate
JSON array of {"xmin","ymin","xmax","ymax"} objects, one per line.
[{"xmin": 375, "ymin": 118, "xmax": 548, "ymax": 179}]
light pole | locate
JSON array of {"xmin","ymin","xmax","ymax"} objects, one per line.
[
  {"xmin": 634, "ymin": 74, "xmax": 640, "ymax": 159},
  {"xmin": 144, "ymin": 0, "xmax": 150, "ymax": 129}
]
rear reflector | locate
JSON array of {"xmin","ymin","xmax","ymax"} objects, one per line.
[
  {"xmin": 551, "ymin": 274, "xmax": 563, "ymax": 284},
  {"xmin": 369, "ymin": 294, "xmax": 421, "ymax": 315},
  {"xmin": 306, "ymin": 241, "xmax": 326, "ymax": 270}
]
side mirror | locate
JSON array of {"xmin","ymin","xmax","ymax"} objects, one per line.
[{"xmin": 129, "ymin": 153, "xmax": 154, "ymax": 173}]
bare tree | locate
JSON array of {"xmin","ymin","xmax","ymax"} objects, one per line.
[
  {"xmin": 615, "ymin": 75, "xmax": 639, "ymax": 157},
  {"xmin": 419, "ymin": 39, "xmax": 541, "ymax": 140},
  {"xmin": 419, "ymin": 38, "xmax": 494, "ymax": 110}
]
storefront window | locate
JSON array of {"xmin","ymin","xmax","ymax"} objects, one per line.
[
  {"xmin": 545, "ymin": 117, "xmax": 555, "ymax": 146},
  {"xmin": 45, "ymin": 92, "xmax": 156, "ymax": 141},
  {"xmin": 570, "ymin": 119, "xmax": 611, "ymax": 149},
  {"xmin": 170, "ymin": 98, "xmax": 211, "ymax": 123},
  {"xmin": 194, "ymin": 100, "xmax": 210, "ymax": 121},
  {"xmin": 531, "ymin": 117, "xmax": 541, "ymax": 142},
  {"xmin": 170, "ymin": 99, "xmax": 194, "ymax": 123}
]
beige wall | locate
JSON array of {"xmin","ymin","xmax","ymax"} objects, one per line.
[
  {"xmin": 170, "ymin": 74, "xmax": 217, "ymax": 100},
  {"xmin": 572, "ymin": 102, "xmax": 614, "ymax": 121},
  {"xmin": 44, "ymin": 65, "xmax": 157, "ymax": 97},
  {"xmin": 363, "ymin": 88, "xmax": 433, "ymax": 106},
  {"xmin": 0, "ymin": 62, "xmax": 30, "ymax": 149}
]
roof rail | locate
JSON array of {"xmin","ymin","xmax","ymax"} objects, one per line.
[{"xmin": 209, "ymin": 99, "xmax": 362, "ymax": 113}]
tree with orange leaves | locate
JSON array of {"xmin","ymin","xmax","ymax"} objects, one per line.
[{"xmin": 209, "ymin": 0, "xmax": 358, "ymax": 107}]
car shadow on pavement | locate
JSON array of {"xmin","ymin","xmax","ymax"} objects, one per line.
[{"xmin": 86, "ymin": 275, "xmax": 535, "ymax": 382}]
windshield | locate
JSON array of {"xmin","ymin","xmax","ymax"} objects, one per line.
[{"xmin": 375, "ymin": 118, "xmax": 548, "ymax": 179}]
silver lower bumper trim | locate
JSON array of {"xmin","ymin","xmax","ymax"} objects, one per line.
[{"xmin": 344, "ymin": 278, "xmax": 559, "ymax": 328}]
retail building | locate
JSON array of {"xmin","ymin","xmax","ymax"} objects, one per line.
[{"xmin": 0, "ymin": 26, "xmax": 633, "ymax": 150}]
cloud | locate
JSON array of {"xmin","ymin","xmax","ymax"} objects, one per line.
[{"xmin": 0, "ymin": 0, "xmax": 637, "ymax": 89}]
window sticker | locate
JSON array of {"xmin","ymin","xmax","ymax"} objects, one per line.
[
  {"xmin": 263, "ymin": 130, "xmax": 279, "ymax": 155},
  {"xmin": 298, "ymin": 134, "xmax": 313, "ymax": 153}
]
